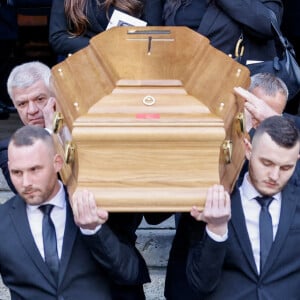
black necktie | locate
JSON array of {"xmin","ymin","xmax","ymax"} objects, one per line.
[
  {"xmin": 255, "ymin": 196, "xmax": 274, "ymax": 271},
  {"xmin": 39, "ymin": 204, "xmax": 59, "ymax": 281}
]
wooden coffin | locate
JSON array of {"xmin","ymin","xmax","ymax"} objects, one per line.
[{"xmin": 50, "ymin": 26, "xmax": 250, "ymax": 212}]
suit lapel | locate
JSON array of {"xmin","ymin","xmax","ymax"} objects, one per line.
[
  {"xmin": 9, "ymin": 196, "xmax": 57, "ymax": 287},
  {"xmin": 230, "ymin": 190, "xmax": 258, "ymax": 276},
  {"xmin": 261, "ymin": 184, "xmax": 298, "ymax": 277},
  {"xmin": 58, "ymin": 195, "xmax": 78, "ymax": 285}
]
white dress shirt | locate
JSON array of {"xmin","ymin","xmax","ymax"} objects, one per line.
[
  {"xmin": 239, "ymin": 173, "xmax": 281, "ymax": 274},
  {"xmin": 27, "ymin": 181, "xmax": 66, "ymax": 260}
]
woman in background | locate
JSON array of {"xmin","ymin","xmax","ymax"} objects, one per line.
[
  {"xmin": 163, "ymin": 0, "xmax": 283, "ymax": 61},
  {"xmin": 49, "ymin": 0, "xmax": 163, "ymax": 56}
]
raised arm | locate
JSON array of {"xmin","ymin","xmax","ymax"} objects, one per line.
[
  {"xmin": 70, "ymin": 189, "xmax": 149, "ymax": 284},
  {"xmin": 187, "ymin": 184, "xmax": 231, "ymax": 295}
]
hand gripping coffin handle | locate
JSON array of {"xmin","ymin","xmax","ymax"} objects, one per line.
[
  {"xmin": 222, "ymin": 140, "xmax": 233, "ymax": 164},
  {"xmin": 235, "ymin": 112, "xmax": 245, "ymax": 135},
  {"xmin": 64, "ymin": 141, "xmax": 76, "ymax": 164},
  {"xmin": 53, "ymin": 112, "xmax": 64, "ymax": 134}
]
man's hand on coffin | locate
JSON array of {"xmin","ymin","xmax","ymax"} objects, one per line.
[
  {"xmin": 70, "ymin": 189, "xmax": 109, "ymax": 230},
  {"xmin": 190, "ymin": 184, "xmax": 231, "ymax": 237},
  {"xmin": 43, "ymin": 97, "xmax": 56, "ymax": 131},
  {"xmin": 234, "ymin": 87, "xmax": 279, "ymax": 129}
]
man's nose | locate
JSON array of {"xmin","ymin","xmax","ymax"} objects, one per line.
[
  {"xmin": 269, "ymin": 167, "xmax": 280, "ymax": 181},
  {"xmin": 22, "ymin": 172, "xmax": 32, "ymax": 187},
  {"xmin": 27, "ymin": 101, "xmax": 39, "ymax": 114}
]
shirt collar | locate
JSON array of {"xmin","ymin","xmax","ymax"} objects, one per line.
[
  {"xmin": 27, "ymin": 181, "xmax": 66, "ymax": 212},
  {"xmin": 240, "ymin": 172, "xmax": 281, "ymax": 202}
]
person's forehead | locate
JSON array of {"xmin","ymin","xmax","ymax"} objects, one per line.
[
  {"xmin": 9, "ymin": 139, "xmax": 48, "ymax": 159},
  {"xmin": 12, "ymin": 80, "xmax": 50, "ymax": 101},
  {"xmin": 253, "ymin": 133, "xmax": 299, "ymax": 162},
  {"xmin": 252, "ymin": 87, "xmax": 286, "ymax": 112}
]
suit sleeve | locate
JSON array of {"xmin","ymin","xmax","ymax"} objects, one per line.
[
  {"xmin": 215, "ymin": 0, "xmax": 283, "ymax": 39},
  {"xmin": 186, "ymin": 225, "xmax": 227, "ymax": 296},
  {"xmin": 82, "ymin": 223, "xmax": 150, "ymax": 285},
  {"xmin": 49, "ymin": 0, "xmax": 90, "ymax": 55}
]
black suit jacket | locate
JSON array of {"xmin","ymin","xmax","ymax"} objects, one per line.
[
  {"xmin": 163, "ymin": 0, "xmax": 283, "ymax": 61},
  {"xmin": 0, "ymin": 193, "xmax": 147, "ymax": 300},
  {"xmin": 187, "ymin": 183, "xmax": 300, "ymax": 299},
  {"xmin": 1, "ymin": 136, "xmax": 150, "ymax": 299}
]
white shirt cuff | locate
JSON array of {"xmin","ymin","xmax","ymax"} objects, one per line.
[
  {"xmin": 206, "ymin": 226, "xmax": 228, "ymax": 242},
  {"xmin": 80, "ymin": 225, "xmax": 102, "ymax": 235},
  {"xmin": 44, "ymin": 127, "xmax": 53, "ymax": 135}
]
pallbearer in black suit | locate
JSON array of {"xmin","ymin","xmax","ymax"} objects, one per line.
[
  {"xmin": 187, "ymin": 116, "xmax": 300, "ymax": 299},
  {"xmin": 0, "ymin": 61, "xmax": 151, "ymax": 300},
  {"xmin": 1, "ymin": 125, "xmax": 143, "ymax": 300}
]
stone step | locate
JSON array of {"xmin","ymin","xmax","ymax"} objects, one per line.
[{"xmin": 144, "ymin": 269, "xmax": 167, "ymax": 300}]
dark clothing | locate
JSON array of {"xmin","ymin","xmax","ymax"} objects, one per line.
[
  {"xmin": 163, "ymin": 0, "xmax": 283, "ymax": 60},
  {"xmin": 164, "ymin": 212, "xmax": 200, "ymax": 300},
  {"xmin": 106, "ymin": 213, "xmax": 150, "ymax": 300},
  {"xmin": 0, "ymin": 3, "xmax": 17, "ymax": 106},
  {"xmin": 164, "ymin": 0, "xmax": 208, "ymax": 31},
  {"xmin": 0, "ymin": 193, "xmax": 144, "ymax": 300},
  {"xmin": 0, "ymin": 138, "xmax": 16, "ymax": 193},
  {"xmin": 49, "ymin": 0, "xmax": 163, "ymax": 56},
  {"xmin": 187, "ymin": 183, "xmax": 300, "ymax": 299},
  {"xmin": 0, "ymin": 137, "xmax": 150, "ymax": 299}
]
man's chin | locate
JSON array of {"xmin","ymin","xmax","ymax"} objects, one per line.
[
  {"xmin": 258, "ymin": 184, "xmax": 280, "ymax": 196},
  {"xmin": 28, "ymin": 120, "xmax": 45, "ymax": 127},
  {"xmin": 21, "ymin": 194, "xmax": 43, "ymax": 206}
]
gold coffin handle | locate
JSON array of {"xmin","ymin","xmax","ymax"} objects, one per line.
[
  {"xmin": 222, "ymin": 140, "xmax": 233, "ymax": 164},
  {"xmin": 53, "ymin": 112, "xmax": 64, "ymax": 134},
  {"xmin": 235, "ymin": 112, "xmax": 245, "ymax": 135},
  {"xmin": 64, "ymin": 141, "xmax": 76, "ymax": 164}
]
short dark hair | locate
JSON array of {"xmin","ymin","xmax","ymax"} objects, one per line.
[
  {"xmin": 10, "ymin": 125, "xmax": 51, "ymax": 147},
  {"xmin": 253, "ymin": 115, "xmax": 300, "ymax": 149}
]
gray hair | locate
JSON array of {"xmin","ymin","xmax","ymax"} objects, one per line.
[
  {"xmin": 7, "ymin": 61, "xmax": 52, "ymax": 100},
  {"xmin": 249, "ymin": 72, "xmax": 289, "ymax": 101}
]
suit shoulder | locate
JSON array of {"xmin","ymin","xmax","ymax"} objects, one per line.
[
  {"xmin": 283, "ymin": 183, "xmax": 300, "ymax": 201},
  {"xmin": 0, "ymin": 138, "xmax": 9, "ymax": 151},
  {"xmin": 0, "ymin": 195, "xmax": 18, "ymax": 213}
]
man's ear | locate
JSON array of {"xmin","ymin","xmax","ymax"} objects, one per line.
[
  {"xmin": 53, "ymin": 154, "xmax": 64, "ymax": 173},
  {"xmin": 244, "ymin": 138, "xmax": 252, "ymax": 160}
]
